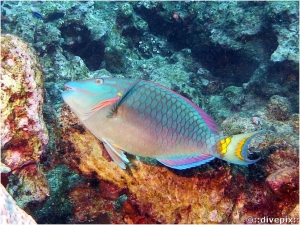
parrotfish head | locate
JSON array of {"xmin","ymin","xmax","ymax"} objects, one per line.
[{"xmin": 62, "ymin": 77, "xmax": 131, "ymax": 121}]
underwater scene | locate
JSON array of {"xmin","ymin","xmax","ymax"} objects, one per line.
[{"xmin": 0, "ymin": 1, "xmax": 299, "ymax": 224}]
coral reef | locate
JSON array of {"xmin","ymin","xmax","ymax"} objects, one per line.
[
  {"xmin": 0, "ymin": 1, "xmax": 298, "ymax": 223},
  {"xmin": 223, "ymin": 86, "xmax": 245, "ymax": 108},
  {"xmin": 7, "ymin": 164, "xmax": 49, "ymax": 209},
  {"xmin": 265, "ymin": 140, "xmax": 298, "ymax": 175},
  {"xmin": 29, "ymin": 165, "xmax": 83, "ymax": 223},
  {"xmin": 220, "ymin": 96, "xmax": 298, "ymax": 149},
  {"xmin": 1, "ymin": 34, "xmax": 49, "ymax": 208},
  {"xmin": 267, "ymin": 2, "xmax": 299, "ymax": 63},
  {"xmin": 68, "ymin": 185, "xmax": 125, "ymax": 223},
  {"xmin": 2, "ymin": 1, "xmax": 297, "ymax": 110}
]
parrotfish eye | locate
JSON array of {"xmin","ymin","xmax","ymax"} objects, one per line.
[{"xmin": 95, "ymin": 78, "xmax": 103, "ymax": 85}]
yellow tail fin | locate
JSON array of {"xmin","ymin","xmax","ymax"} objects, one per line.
[{"xmin": 215, "ymin": 130, "xmax": 267, "ymax": 165}]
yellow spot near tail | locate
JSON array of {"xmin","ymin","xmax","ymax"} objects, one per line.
[
  {"xmin": 117, "ymin": 92, "xmax": 122, "ymax": 97},
  {"xmin": 217, "ymin": 137, "xmax": 232, "ymax": 156},
  {"xmin": 235, "ymin": 136, "xmax": 250, "ymax": 160}
]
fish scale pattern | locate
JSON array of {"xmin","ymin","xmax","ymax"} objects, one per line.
[{"xmin": 122, "ymin": 81, "xmax": 217, "ymax": 155}]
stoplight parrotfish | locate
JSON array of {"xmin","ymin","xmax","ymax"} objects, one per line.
[{"xmin": 62, "ymin": 77, "xmax": 266, "ymax": 170}]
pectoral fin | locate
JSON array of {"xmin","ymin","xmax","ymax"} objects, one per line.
[
  {"xmin": 102, "ymin": 138, "xmax": 129, "ymax": 169},
  {"xmin": 90, "ymin": 97, "xmax": 119, "ymax": 113},
  {"xmin": 84, "ymin": 97, "xmax": 119, "ymax": 120}
]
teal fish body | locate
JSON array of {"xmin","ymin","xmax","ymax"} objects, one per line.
[{"xmin": 62, "ymin": 77, "xmax": 265, "ymax": 170}]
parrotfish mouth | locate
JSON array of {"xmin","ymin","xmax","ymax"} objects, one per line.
[
  {"xmin": 62, "ymin": 84, "xmax": 80, "ymax": 95},
  {"xmin": 63, "ymin": 83, "xmax": 98, "ymax": 96},
  {"xmin": 64, "ymin": 84, "xmax": 73, "ymax": 92},
  {"xmin": 60, "ymin": 85, "xmax": 72, "ymax": 94}
]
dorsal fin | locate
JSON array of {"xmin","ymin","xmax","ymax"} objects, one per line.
[{"xmin": 107, "ymin": 80, "xmax": 140, "ymax": 118}]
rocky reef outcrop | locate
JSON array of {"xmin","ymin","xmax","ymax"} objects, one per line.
[{"xmin": 1, "ymin": 34, "xmax": 50, "ymax": 209}]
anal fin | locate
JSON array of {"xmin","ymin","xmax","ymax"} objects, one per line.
[
  {"xmin": 102, "ymin": 138, "xmax": 129, "ymax": 169},
  {"xmin": 157, "ymin": 154, "xmax": 215, "ymax": 170}
]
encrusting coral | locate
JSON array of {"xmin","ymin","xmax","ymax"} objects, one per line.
[{"xmin": 0, "ymin": 34, "xmax": 49, "ymax": 208}]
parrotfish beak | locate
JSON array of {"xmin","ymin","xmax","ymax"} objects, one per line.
[
  {"xmin": 61, "ymin": 82, "xmax": 77, "ymax": 102},
  {"xmin": 63, "ymin": 81, "xmax": 84, "ymax": 93},
  {"xmin": 62, "ymin": 84, "xmax": 72, "ymax": 96},
  {"xmin": 62, "ymin": 84, "xmax": 72, "ymax": 95},
  {"xmin": 64, "ymin": 84, "xmax": 72, "ymax": 91}
]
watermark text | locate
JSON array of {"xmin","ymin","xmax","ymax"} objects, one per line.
[{"xmin": 246, "ymin": 216, "xmax": 299, "ymax": 224}]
